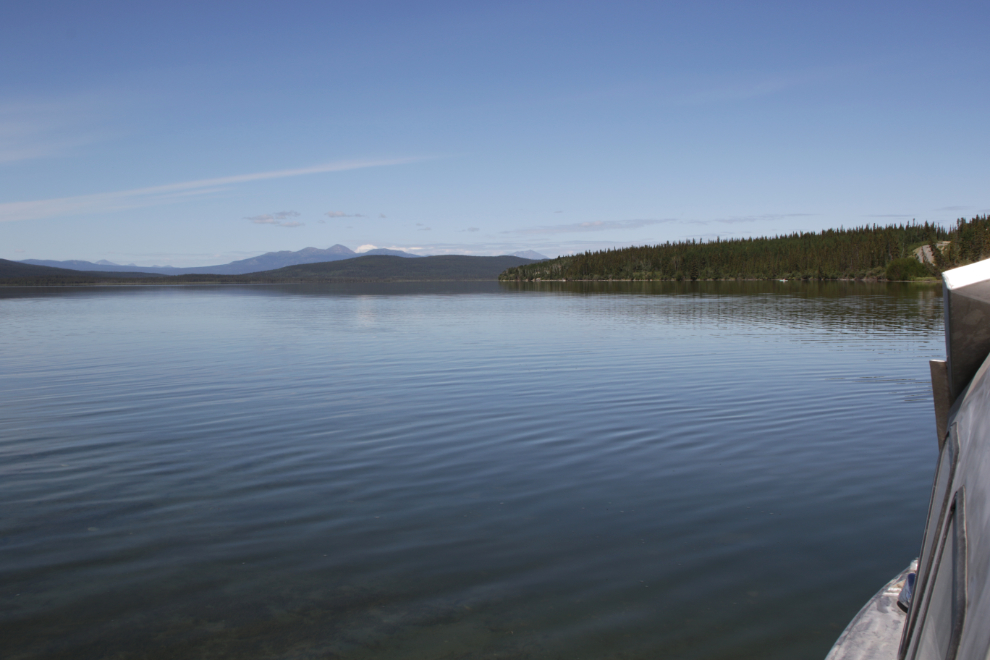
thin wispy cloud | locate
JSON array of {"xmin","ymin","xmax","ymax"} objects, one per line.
[
  {"xmin": 247, "ymin": 211, "xmax": 304, "ymax": 227},
  {"xmin": 0, "ymin": 157, "xmax": 420, "ymax": 223},
  {"xmin": 507, "ymin": 218, "xmax": 677, "ymax": 235},
  {"xmin": 527, "ymin": 68, "xmax": 813, "ymax": 116},
  {"xmin": 690, "ymin": 213, "xmax": 816, "ymax": 225},
  {"xmin": 670, "ymin": 77, "xmax": 795, "ymax": 106},
  {"xmin": 936, "ymin": 205, "xmax": 969, "ymax": 211},
  {"xmin": 866, "ymin": 213, "xmax": 914, "ymax": 218},
  {"xmin": 0, "ymin": 96, "xmax": 113, "ymax": 164},
  {"xmin": 326, "ymin": 211, "xmax": 367, "ymax": 218},
  {"xmin": 500, "ymin": 213, "xmax": 817, "ymax": 239},
  {"xmin": 662, "ymin": 64, "xmax": 860, "ymax": 108},
  {"xmin": 0, "ymin": 126, "xmax": 104, "ymax": 164}
]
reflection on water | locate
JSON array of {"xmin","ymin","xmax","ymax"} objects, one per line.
[
  {"xmin": 0, "ymin": 282, "xmax": 943, "ymax": 659},
  {"xmin": 505, "ymin": 280, "xmax": 944, "ymax": 333}
]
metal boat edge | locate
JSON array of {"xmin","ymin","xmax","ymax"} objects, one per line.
[{"xmin": 827, "ymin": 256, "xmax": 990, "ymax": 660}]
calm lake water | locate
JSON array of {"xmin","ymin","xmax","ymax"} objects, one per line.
[{"xmin": 0, "ymin": 281, "xmax": 944, "ymax": 659}]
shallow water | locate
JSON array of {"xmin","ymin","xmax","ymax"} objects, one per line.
[{"xmin": 0, "ymin": 281, "xmax": 944, "ymax": 659}]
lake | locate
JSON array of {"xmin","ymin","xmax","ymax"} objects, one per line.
[{"xmin": 0, "ymin": 281, "xmax": 944, "ymax": 659}]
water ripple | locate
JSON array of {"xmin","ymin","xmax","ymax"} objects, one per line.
[{"xmin": 0, "ymin": 282, "xmax": 944, "ymax": 659}]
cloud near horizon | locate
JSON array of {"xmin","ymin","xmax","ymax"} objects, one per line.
[
  {"xmin": 0, "ymin": 157, "xmax": 420, "ymax": 223},
  {"xmin": 247, "ymin": 211, "xmax": 304, "ymax": 227},
  {"xmin": 689, "ymin": 213, "xmax": 817, "ymax": 225},
  {"xmin": 503, "ymin": 213, "xmax": 818, "ymax": 237},
  {"xmin": 507, "ymin": 218, "xmax": 677, "ymax": 235},
  {"xmin": 326, "ymin": 211, "xmax": 365, "ymax": 218}
]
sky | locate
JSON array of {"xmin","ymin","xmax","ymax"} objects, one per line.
[{"xmin": 1, "ymin": 1, "xmax": 989, "ymax": 266}]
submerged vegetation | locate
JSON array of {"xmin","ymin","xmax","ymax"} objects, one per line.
[{"xmin": 500, "ymin": 217, "xmax": 990, "ymax": 282}]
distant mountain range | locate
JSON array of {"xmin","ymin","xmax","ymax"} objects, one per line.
[
  {"xmin": 20, "ymin": 245, "xmax": 548, "ymax": 275},
  {"xmin": 0, "ymin": 259, "xmax": 159, "ymax": 281},
  {"xmin": 507, "ymin": 250, "xmax": 548, "ymax": 260},
  {"xmin": 0, "ymin": 254, "xmax": 541, "ymax": 284}
]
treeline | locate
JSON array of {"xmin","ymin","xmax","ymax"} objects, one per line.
[
  {"xmin": 926, "ymin": 215, "xmax": 990, "ymax": 271},
  {"xmin": 500, "ymin": 218, "xmax": 990, "ymax": 282}
]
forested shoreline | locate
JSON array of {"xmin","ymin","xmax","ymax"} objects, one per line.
[{"xmin": 499, "ymin": 217, "xmax": 990, "ymax": 282}]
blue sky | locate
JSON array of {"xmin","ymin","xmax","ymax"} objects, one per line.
[{"xmin": 2, "ymin": 1, "xmax": 988, "ymax": 266}]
